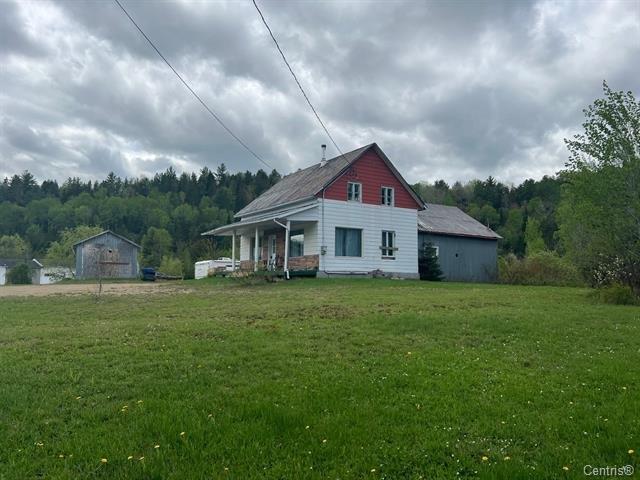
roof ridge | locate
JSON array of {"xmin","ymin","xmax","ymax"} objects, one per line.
[
  {"xmin": 283, "ymin": 143, "xmax": 374, "ymax": 177},
  {"xmin": 235, "ymin": 143, "xmax": 376, "ymax": 218}
]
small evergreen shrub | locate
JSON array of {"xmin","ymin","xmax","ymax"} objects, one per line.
[
  {"xmin": 418, "ymin": 242, "xmax": 443, "ymax": 281},
  {"xmin": 7, "ymin": 263, "xmax": 32, "ymax": 285}
]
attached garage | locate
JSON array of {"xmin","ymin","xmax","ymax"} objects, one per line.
[{"xmin": 418, "ymin": 204, "xmax": 501, "ymax": 283}]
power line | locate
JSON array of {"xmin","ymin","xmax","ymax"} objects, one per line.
[
  {"xmin": 113, "ymin": 0, "xmax": 273, "ymax": 170},
  {"xmin": 252, "ymin": 0, "xmax": 348, "ymax": 164}
]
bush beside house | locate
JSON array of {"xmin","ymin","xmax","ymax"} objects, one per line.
[{"xmin": 7, "ymin": 263, "xmax": 32, "ymax": 285}]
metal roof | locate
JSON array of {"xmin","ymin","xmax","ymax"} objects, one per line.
[
  {"xmin": 72, "ymin": 230, "xmax": 141, "ymax": 250},
  {"xmin": 0, "ymin": 258, "xmax": 43, "ymax": 268},
  {"xmin": 235, "ymin": 143, "xmax": 424, "ymax": 218},
  {"xmin": 202, "ymin": 203, "xmax": 318, "ymax": 236},
  {"xmin": 418, "ymin": 204, "xmax": 502, "ymax": 240}
]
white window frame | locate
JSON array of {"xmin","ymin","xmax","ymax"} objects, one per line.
[
  {"xmin": 289, "ymin": 229, "xmax": 305, "ymax": 258},
  {"xmin": 347, "ymin": 182, "xmax": 362, "ymax": 202},
  {"xmin": 433, "ymin": 245, "xmax": 439, "ymax": 257},
  {"xmin": 381, "ymin": 186, "xmax": 394, "ymax": 206},
  {"xmin": 381, "ymin": 230, "xmax": 397, "ymax": 259},
  {"xmin": 335, "ymin": 227, "xmax": 363, "ymax": 257}
]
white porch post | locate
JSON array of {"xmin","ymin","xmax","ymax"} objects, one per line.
[
  {"xmin": 284, "ymin": 220, "xmax": 290, "ymax": 274},
  {"xmin": 254, "ymin": 226, "xmax": 259, "ymax": 272},
  {"xmin": 231, "ymin": 230, "xmax": 236, "ymax": 271}
]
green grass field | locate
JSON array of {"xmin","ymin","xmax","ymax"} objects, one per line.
[{"xmin": 0, "ymin": 279, "xmax": 637, "ymax": 479}]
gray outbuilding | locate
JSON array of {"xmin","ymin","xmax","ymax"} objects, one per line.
[
  {"xmin": 418, "ymin": 204, "xmax": 501, "ymax": 283},
  {"xmin": 73, "ymin": 230, "xmax": 141, "ymax": 279},
  {"xmin": 0, "ymin": 258, "xmax": 44, "ymax": 285}
]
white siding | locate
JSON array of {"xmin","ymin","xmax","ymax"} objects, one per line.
[
  {"xmin": 319, "ymin": 199, "xmax": 418, "ymax": 274},
  {"xmin": 291, "ymin": 222, "xmax": 319, "ymax": 256},
  {"xmin": 303, "ymin": 222, "xmax": 320, "ymax": 255},
  {"xmin": 240, "ymin": 235, "xmax": 251, "ymax": 261}
]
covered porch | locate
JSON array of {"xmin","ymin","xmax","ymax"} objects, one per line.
[{"xmin": 201, "ymin": 204, "xmax": 319, "ymax": 277}]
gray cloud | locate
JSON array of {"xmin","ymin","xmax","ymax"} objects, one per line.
[{"xmin": 0, "ymin": 0, "xmax": 638, "ymax": 185}]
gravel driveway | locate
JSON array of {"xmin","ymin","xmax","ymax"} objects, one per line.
[{"xmin": 0, "ymin": 282, "xmax": 181, "ymax": 297}]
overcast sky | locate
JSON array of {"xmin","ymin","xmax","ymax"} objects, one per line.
[{"xmin": 1, "ymin": 0, "xmax": 638, "ymax": 185}]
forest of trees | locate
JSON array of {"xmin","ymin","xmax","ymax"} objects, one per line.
[
  {"xmin": 0, "ymin": 165, "xmax": 281, "ymax": 277},
  {"xmin": 0, "ymin": 163, "xmax": 558, "ymax": 274}
]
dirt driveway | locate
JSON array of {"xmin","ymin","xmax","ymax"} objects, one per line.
[{"xmin": 0, "ymin": 282, "xmax": 183, "ymax": 297}]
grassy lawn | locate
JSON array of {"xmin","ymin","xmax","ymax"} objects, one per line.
[{"xmin": 0, "ymin": 279, "xmax": 638, "ymax": 479}]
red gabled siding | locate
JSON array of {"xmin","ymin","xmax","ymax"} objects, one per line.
[{"xmin": 320, "ymin": 149, "xmax": 421, "ymax": 209}]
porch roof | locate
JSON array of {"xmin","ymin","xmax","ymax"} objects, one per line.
[{"xmin": 201, "ymin": 204, "xmax": 317, "ymax": 237}]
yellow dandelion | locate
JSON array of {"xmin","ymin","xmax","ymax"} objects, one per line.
[
  {"xmin": 137, "ymin": 400, "xmax": 143, "ymax": 404},
  {"xmin": 305, "ymin": 425, "xmax": 310, "ymax": 429},
  {"xmin": 224, "ymin": 467, "xmax": 229, "ymax": 471},
  {"xmin": 139, "ymin": 456, "xmax": 144, "ymax": 461},
  {"xmin": 371, "ymin": 468, "xmax": 376, "ymax": 473},
  {"xmin": 322, "ymin": 439, "xmax": 327, "ymax": 443},
  {"xmin": 503, "ymin": 456, "xmax": 510, "ymax": 461},
  {"xmin": 101, "ymin": 458, "xmax": 108, "ymax": 464},
  {"xmin": 127, "ymin": 455, "xmax": 133, "ymax": 460},
  {"xmin": 59, "ymin": 454, "xmax": 64, "ymax": 458},
  {"xmin": 629, "ymin": 449, "xmax": 635, "ymax": 454},
  {"xmin": 407, "ymin": 352, "xmax": 412, "ymax": 355},
  {"xmin": 481, "ymin": 456, "xmax": 488, "ymax": 462},
  {"xmin": 154, "ymin": 444, "xmax": 160, "ymax": 449},
  {"xmin": 180, "ymin": 431, "xmax": 186, "ymax": 437},
  {"xmin": 75, "ymin": 396, "xmax": 82, "ymax": 400},
  {"xmin": 563, "ymin": 466, "xmax": 570, "ymax": 471},
  {"xmin": 35, "ymin": 442, "xmax": 44, "ymax": 447}
]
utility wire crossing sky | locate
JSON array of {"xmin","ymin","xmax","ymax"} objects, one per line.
[{"xmin": 0, "ymin": 0, "xmax": 638, "ymax": 183}]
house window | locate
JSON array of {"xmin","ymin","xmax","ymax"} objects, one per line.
[
  {"xmin": 381, "ymin": 231, "xmax": 396, "ymax": 258},
  {"xmin": 381, "ymin": 186, "xmax": 394, "ymax": 206},
  {"xmin": 289, "ymin": 230, "xmax": 304, "ymax": 257},
  {"xmin": 347, "ymin": 182, "xmax": 361, "ymax": 202},
  {"xmin": 335, "ymin": 227, "xmax": 362, "ymax": 257}
]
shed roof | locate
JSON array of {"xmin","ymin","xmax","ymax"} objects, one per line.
[
  {"xmin": 72, "ymin": 230, "xmax": 141, "ymax": 250},
  {"xmin": 235, "ymin": 143, "xmax": 424, "ymax": 217},
  {"xmin": 418, "ymin": 204, "xmax": 502, "ymax": 240},
  {"xmin": 0, "ymin": 258, "xmax": 43, "ymax": 269}
]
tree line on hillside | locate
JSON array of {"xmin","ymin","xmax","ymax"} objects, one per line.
[
  {"xmin": 0, "ymin": 166, "xmax": 559, "ymax": 269},
  {"xmin": 0, "ymin": 165, "xmax": 281, "ymax": 277},
  {"xmin": 0, "ymin": 83, "xmax": 637, "ymax": 298}
]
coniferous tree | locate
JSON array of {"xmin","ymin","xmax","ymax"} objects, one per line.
[{"xmin": 418, "ymin": 242, "xmax": 443, "ymax": 281}]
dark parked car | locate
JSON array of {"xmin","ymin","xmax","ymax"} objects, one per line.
[{"xmin": 141, "ymin": 267, "xmax": 156, "ymax": 281}]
